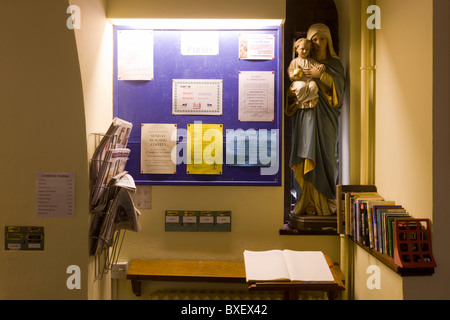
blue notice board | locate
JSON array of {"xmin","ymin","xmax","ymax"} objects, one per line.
[{"xmin": 113, "ymin": 26, "xmax": 283, "ymax": 186}]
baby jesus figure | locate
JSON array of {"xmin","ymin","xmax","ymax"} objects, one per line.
[{"xmin": 286, "ymin": 38, "xmax": 326, "ymax": 114}]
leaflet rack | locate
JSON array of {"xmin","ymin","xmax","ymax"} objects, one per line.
[
  {"xmin": 393, "ymin": 219, "xmax": 436, "ymax": 271},
  {"xmin": 89, "ymin": 133, "xmax": 125, "ymax": 280},
  {"xmin": 93, "ymin": 225, "xmax": 126, "ymax": 280},
  {"xmin": 88, "ymin": 122, "xmax": 136, "ymax": 280}
]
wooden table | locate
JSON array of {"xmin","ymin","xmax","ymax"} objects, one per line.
[
  {"xmin": 248, "ymin": 255, "xmax": 345, "ymax": 300},
  {"xmin": 127, "ymin": 259, "xmax": 246, "ymax": 296},
  {"xmin": 126, "ymin": 256, "xmax": 345, "ymax": 300}
]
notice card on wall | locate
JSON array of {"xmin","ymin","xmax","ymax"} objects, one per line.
[
  {"xmin": 186, "ymin": 123, "xmax": 223, "ymax": 175},
  {"xmin": 117, "ymin": 30, "xmax": 154, "ymax": 80},
  {"xmin": 239, "ymin": 34, "xmax": 275, "ymax": 60},
  {"xmin": 35, "ymin": 172, "xmax": 75, "ymax": 217},
  {"xmin": 238, "ymin": 71, "xmax": 275, "ymax": 122},
  {"xmin": 141, "ymin": 123, "xmax": 177, "ymax": 174},
  {"xmin": 181, "ymin": 31, "xmax": 219, "ymax": 55},
  {"xmin": 172, "ymin": 79, "xmax": 223, "ymax": 115}
]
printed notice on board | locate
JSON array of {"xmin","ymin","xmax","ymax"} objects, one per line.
[
  {"xmin": 181, "ymin": 31, "xmax": 219, "ymax": 55},
  {"xmin": 141, "ymin": 123, "xmax": 177, "ymax": 174},
  {"xmin": 239, "ymin": 34, "xmax": 275, "ymax": 60},
  {"xmin": 36, "ymin": 172, "xmax": 75, "ymax": 217},
  {"xmin": 186, "ymin": 123, "xmax": 223, "ymax": 175},
  {"xmin": 238, "ymin": 71, "xmax": 275, "ymax": 122},
  {"xmin": 226, "ymin": 129, "xmax": 277, "ymax": 168},
  {"xmin": 117, "ymin": 30, "xmax": 154, "ymax": 80},
  {"xmin": 172, "ymin": 79, "xmax": 223, "ymax": 115}
]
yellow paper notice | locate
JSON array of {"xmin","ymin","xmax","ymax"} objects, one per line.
[{"xmin": 187, "ymin": 123, "xmax": 223, "ymax": 175}]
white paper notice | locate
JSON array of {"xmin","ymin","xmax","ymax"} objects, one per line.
[
  {"xmin": 239, "ymin": 34, "xmax": 275, "ymax": 60},
  {"xmin": 172, "ymin": 79, "xmax": 223, "ymax": 115},
  {"xmin": 36, "ymin": 172, "xmax": 75, "ymax": 218},
  {"xmin": 181, "ymin": 31, "xmax": 219, "ymax": 55},
  {"xmin": 141, "ymin": 123, "xmax": 177, "ymax": 174},
  {"xmin": 117, "ymin": 30, "xmax": 154, "ymax": 80},
  {"xmin": 238, "ymin": 71, "xmax": 275, "ymax": 122}
]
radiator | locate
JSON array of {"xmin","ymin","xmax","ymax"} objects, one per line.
[{"xmin": 149, "ymin": 289, "xmax": 326, "ymax": 300}]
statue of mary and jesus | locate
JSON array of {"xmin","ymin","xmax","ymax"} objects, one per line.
[{"xmin": 286, "ymin": 23, "xmax": 346, "ymax": 217}]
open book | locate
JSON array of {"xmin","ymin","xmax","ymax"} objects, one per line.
[{"xmin": 243, "ymin": 250, "xmax": 334, "ymax": 282}]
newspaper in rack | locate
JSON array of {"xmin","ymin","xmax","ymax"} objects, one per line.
[
  {"xmin": 94, "ymin": 172, "xmax": 137, "ymax": 213},
  {"xmin": 90, "ymin": 117, "xmax": 133, "ymax": 185},
  {"xmin": 89, "ymin": 173, "xmax": 141, "ymax": 255},
  {"xmin": 88, "ymin": 117, "xmax": 141, "ymax": 257},
  {"xmin": 94, "ymin": 188, "xmax": 141, "ymax": 255},
  {"xmin": 90, "ymin": 148, "xmax": 131, "ymax": 211}
]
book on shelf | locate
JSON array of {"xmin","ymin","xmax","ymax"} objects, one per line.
[
  {"xmin": 352, "ymin": 194, "xmax": 384, "ymax": 242},
  {"xmin": 243, "ymin": 250, "xmax": 334, "ymax": 282},
  {"xmin": 336, "ymin": 185, "xmax": 378, "ymax": 235},
  {"xmin": 364, "ymin": 200, "xmax": 395, "ymax": 248},
  {"xmin": 386, "ymin": 213, "xmax": 411, "ymax": 257},
  {"xmin": 337, "ymin": 186, "xmax": 417, "ymax": 259},
  {"xmin": 372, "ymin": 205, "xmax": 405, "ymax": 253},
  {"xmin": 337, "ymin": 186, "xmax": 436, "ymax": 272}
]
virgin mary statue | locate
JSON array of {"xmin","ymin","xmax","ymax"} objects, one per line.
[{"xmin": 287, "ymin": 23, "xmax": 346, "ymax": 216}]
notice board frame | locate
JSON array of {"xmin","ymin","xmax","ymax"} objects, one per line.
[{"xmin": 113, "ymin": 25, "xmax": 283, "ymax": 186}]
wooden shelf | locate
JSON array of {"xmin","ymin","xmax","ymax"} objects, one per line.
[
  {"xmin": 279, "ymin": 223, "xmax": 339, "ymax": 236},
  {"xmin": 352, "ymin": 238, "xmax": 434, "ymax": 277}
]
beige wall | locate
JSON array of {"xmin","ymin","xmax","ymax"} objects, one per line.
[
  {"xmin": 335, "ymin": 0, "xmax": 362, "ymax": 185},
  {"xmin": 107, "ymin": 0, "xmax": 285, "ymax": 19},
  {"xmin": 358, "ymin": 0, "xmax": 450, "ymax": 300},
  {"xmin": 0, "ymin": 0, "xmax": 89, "ymax": 299},
  {"xmin": 69, "ymin": 0, "xmax": 114, "ymax": 300},
  {"xmin": 353, "ymin": 244, "xmax": 403, "ymax": 300},
  {"xmin": 404, "ymin": 0, "xmax": 450, "ymax": 300},
  {"xmin": 375, "ymin": 0, "xmax": 433, "ymax": 220}
]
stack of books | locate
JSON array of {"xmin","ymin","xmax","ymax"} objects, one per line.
[{"xmin": 337, "ymin": 185, "xmax": 411, "ymax": 258}]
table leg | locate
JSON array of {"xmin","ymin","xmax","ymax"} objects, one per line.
[
  {"xmin": 327, "ymin": 290, "xmax": 338, "ymax": 300},
  {"xmin": 284, "ymin": 289, "xmax": 299, "ymax": 300},
  {"xmin": 131, "ymin": 280, "xmax": 142, "ymax": 296}
]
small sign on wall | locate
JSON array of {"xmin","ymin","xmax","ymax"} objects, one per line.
[
  {"xmin": 5, "ymin": 226, "xmax": 44, "ymax": 250},
  {"xmin": 35, "ymin": 172, "xmax": 75, "ymax": 217}
]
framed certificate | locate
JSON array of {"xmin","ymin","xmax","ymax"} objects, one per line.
[{"xmin": 172, "ymin": 79, "xmax": 223, "ymax": 115}]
